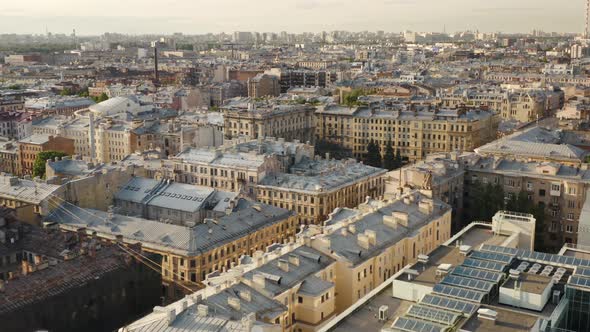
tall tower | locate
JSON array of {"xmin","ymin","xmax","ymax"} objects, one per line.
[{"xmin": 586, "ymin": 0, "xmax": 590, "ymax": 38}]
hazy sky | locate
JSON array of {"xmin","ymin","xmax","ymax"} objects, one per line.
[{"xmin": 0, "ymin": 0, "xmax": 583, "ymax": 35}]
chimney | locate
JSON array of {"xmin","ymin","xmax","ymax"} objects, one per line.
[
  {"xmin": 348, "ymin": 224, "xmax": 357, "ymax": 234},
  {"xmin": 392, "ymin": 211, "xmax": 409, "ymax": 227},
  {"xmin": 418, "ymin": 199, "xmax": 434, "ymax": 215},
  {"xmin": 288, "ymin": 254, "xmax": 300, "ymax": 266},
  {"xmin": 365, "ymin": 230, "xmax": 377, "ymax": 246},
  {"xmin": 197, "ymin": 304, "xmax": 209, "ymax": 317},
  {"xmin": 341, "ymin": 227, "xmax": 348, "ymax": 236},
  {"xmin": 357, "ymin": 234, "xmax": 370, "ymax": 249},
  {"xmin": 253, "ymin": 273, "xmax": 266, "ymax": 289},
  {"xmin": 278, "ymin": 259, "xmax": 289, "ymax": 272},
  {"xmin": 160, "ymin": 308, "xmax": 174, "ymax": 326},
  {"xmin": 239, "ymin": 290, "xmax": 252, "ymax": 302},
  {"xmin": 228, "ymin": 296, "xmax": 241, "ymax": 311}
]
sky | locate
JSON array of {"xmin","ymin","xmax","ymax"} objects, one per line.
[{"xmin": 0, "ymin": 0, "xmax": 584, "ymax": 35}]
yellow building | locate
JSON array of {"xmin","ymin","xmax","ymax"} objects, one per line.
[
  {"xmin": 315, "ymin": 104, "xmax": 499, "ymax": 162},
  {"xmin": 256, "ymin": 158, "xmax": 387, "ymax": 226},
  {"xmin": 438, "ymin": 87, "xmax": 560, "ymax": 123},
  {"xmin": 49, "ymin": 198, "xmax": 298, "ymax": 294},
  {"xmin": 305, "ymin": 190, "xmax": 452, "ymax": 312},
  {"xmin": 222, "ymin": 98, "xmax": 315, "ymax": 142}
]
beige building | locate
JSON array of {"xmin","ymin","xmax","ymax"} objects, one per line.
[
  {"xmin": 0, "ymin": 174, "xmax": 61, "ymax": 226},
  {"xmin": 464, "ymin": 154, "xmax": 590, "ymax": 249},
  {"xmin": 475, "ymin": 126, "xmax": 589, "ymax": 166},
  {"xmin": 315, "ymin": 104, "xmax": 499, "ymax": 162},
  {"xmin": 256, "ymin": 158, "xmax": 387, "ymax": 226},
  {"xmin": 120, "ymin": 190, "xmax": 453, "ymax": 332},
  {"xmin": 438, "ymin": 86, "xmax": 563, "ymax": 123},
  {"xmin": 49, "ymin": 198, "xmax": 298, "ymax": 294},
  {"xmin": 384, "ymin": 152, "xmax": 466, "ymax": 228},
  {"xmin": 248, "ymin": 74, "xmax": 280, "ymax": 98},
  {"xmin": 304, "ymin": 190, "xmax": 452, "ymax": 312},
  {"xmin": 157, "ymin": 138, "xmax": 315, "ymax": 195},
  {"xmin": 222, "ymin": 98, "xmax": 315, "ymax": 142}
]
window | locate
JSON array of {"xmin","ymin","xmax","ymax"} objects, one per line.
[
  {"xmin": 567, "ymin": 213, "xmax": 575, "ymax": 220},
  {"xmin": 539, "ymin": 189, "xmax": 546, "ymax": 197},
  {"xmin": 298, "ymin": 296, "xmax": 303, "ymax": 304},
  {"xmin": 566, "ymin": 225, "xmax": 574, "ymax": 233}
]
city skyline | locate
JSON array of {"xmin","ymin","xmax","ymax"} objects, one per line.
[{"xmin": 0, "ymin": 0, "xmax": 584, "ymax": 35}]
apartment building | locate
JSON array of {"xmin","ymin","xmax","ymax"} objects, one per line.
[
  {"xmin": 222, "ymin": 98, "xmax": 315, "ymax": 142},
  {"xmin": 0, "ymin": 139, "xmax": 18, "ymax": 175},
  {"xmin": 384, "ymin": 152, "xmax": 466, "ymax": 228},
  {"xmin": 48, "ymin": 198, "xmax": 298, "ymax": 292},
  {"xmin": 113, "ymin": 177, "xmax": 238, "ymax": 226},
  {"xmin": 304, "ymin": 190, "xmax": 452, "ymax": 312},
  {"xmin": 438, "ymin": 87, "xmax": 558, "ymax": 122},
  {"xmin": 256, "ymin": 157, "xmax": 387, "ymax": 226},
  {"xmin": 266, "ymin": 68, "xmax": 335, "ymax": 93},
  {"xmin": 0, "ymin": 174, "xmax": 60, "ymax": 225},
  {"xmin": 475, "ymin": 126, "xmax": 589, "ymax": 166},
  {"xmin": 17, "ymin": 134, "xmax": 75, "ymax": 176},
  {"xmin": 121, "ymin": 189, "xmax": 451, "ymax": 332},
  {"xmin": 0, "ymin": 95, "xmax": 25, "ymax": 113},
  {"xmin": 247, "ymin": 74, "xmax": 280, "ymax": 98},
  {"xmin": 315, "ymin": 104, "xmax": 499, "ymax": 162},
  {"xmin": 464, "ymin": 155, "xmax": 590, "ymax": 248}
]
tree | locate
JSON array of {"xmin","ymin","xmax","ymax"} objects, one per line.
[
  {"xmin": 383, "ymin": 141, "xmax": 396, "ymax": 171},
  {"xmin": 59, "ymin": 88, "xmax": 73, "ymax": 96},
  {"xmin": 363, "ymin": 140, "xmax": 382, "ymax": 168},
  {"xmin": 92, "ymin": 93, "xmax": 109, "ymax": 103},
  {"xmin": 468, "ymin": 181, "xmax": 504, "ymax": 223},
  {"xmin": 33, "ymin": 151, "xmax": 68, "ymax": 179},
  {"xmin": 394, "ymin": 149, "xmax": 403, "ymax": 169}
]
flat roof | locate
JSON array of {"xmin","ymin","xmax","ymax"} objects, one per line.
[
  {"xmin": 502, "ymin": 273, "xmax": 552, "ymax": 295},
  {"xmin": 461, "ymin": 306, "xmax": 540, "ymax": 332}
]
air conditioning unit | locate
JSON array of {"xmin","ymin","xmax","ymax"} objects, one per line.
[{"xmin": 379, "ymin": 305, "xmax": 389, "ymax": 321}]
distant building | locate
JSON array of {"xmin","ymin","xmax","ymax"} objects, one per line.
[
  {"xmin": 222, "ymin": 98, "xmax": 315, "ymax": 142},
  {"xmin": 315, "ymin": 104, "xmax": 499, "ymax": 162},
  {"xmin": 17, "ymin": 134, "xmax": 75, "ymax": 176},
  {"xmin": 247, "ymin": 74, "xmax": 280, "ymax": 98}
]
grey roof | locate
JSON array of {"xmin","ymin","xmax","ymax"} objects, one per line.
[
  {"xmin": 202, "ymin": 282, "xmax": 287, "ymax": 321},
  {"xmin": 47, "ymin": 159, "xmax": 96, "ymax": 177},
  {"xmin": 115, "ymin": 177, "xmax": 217, "ymax": 213},
  {"xmin": 243, "ymin": 246, "xmax": 335, "ymax": 296},
  {"xmin": 48, "ymin": 198, "xmax": 293, "ymax": 256},
  {"xmin": 326, "ymin": 194, "xmax": 450, "ymax": 266},
  {"xmin": 18, "ymin": 133, "xmax": 51, "ymax": 145},
  {"xmin": 258, "ymin": 158, "xmax": 386, "ymax": 193},
  {"xmin": 0, "ymin": 175, "xmax": 60, "ymax": 205},
  {"xmin": 468, "ymin": 157, "xmax": 590, "ymax": 183},
  {"xmin": 475, "ymin": 126, "xmax": 588, "ymax": 162},
  {"xmin": 298, "ymin": 275, "xmax": 334, "ymax": 296}
]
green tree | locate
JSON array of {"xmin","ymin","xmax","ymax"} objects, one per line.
[
  {"xmin": 92, "ymin": 93, "xmax": 109, "ymax": 103},
  {"xmin": 33, "ymin": 151, "xmax": 68, "ymax": 179},
  {"xmin": 363, "ymin": 140, "xmax": 382, "ymax": 168},
  {"xmin": 394, "ymin": 149, "xmax": 403, "ymax": 169},
  {"xmin": 382, "ymin": 141, "xmax": 396, "ymax": 171},
  {"xmin": 59, "ymin": 88, "xmax": 73, "ymax": 96},
  {"xmin": 469, "ymin": 181, "xmax": 505, "ymax": 223}
]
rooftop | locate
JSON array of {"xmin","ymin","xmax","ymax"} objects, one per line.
[
  {"xmin": 48, "ymin": 198, "xmax": 293, "ymax": 256},
  {"xmin": 475, "ymin": 126, "xmax": 588, "ymax": 162},
  {"xmin": 259, "ymin": 158, "xmax": 386, "ymax": 193},
  {"xmin": 0, "ymin": 174, "xmax": 60, "ymax": 205}
]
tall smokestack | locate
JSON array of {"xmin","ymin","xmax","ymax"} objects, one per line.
[{"xmin": 154, "ymin": 47, "xmax": 159, "ymax": 83}]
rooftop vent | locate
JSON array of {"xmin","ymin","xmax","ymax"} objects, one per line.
[
  {"xmin": 288, "ymin": 254, "xmax": 300, "ymax": 267},
  {"xmin": 477, "ymin": 308, "xmax": 497, "ymax": 327},
  {"xmin": 417, "ymin": 254, "xmax": 429, "ymax": 264},
  {"xmin": 436, "ymin": 263, "xmax": 453, "ymax": 277},
  {"xmin": 509, "ymin": 269, "xmax": 521, "ymax": 280},
  {"xmin": 459, "ymin": 245, "xmax": 472, "ymax": 256}
]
